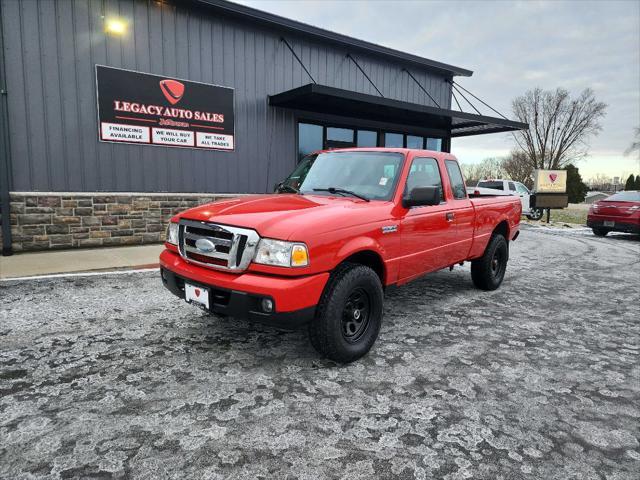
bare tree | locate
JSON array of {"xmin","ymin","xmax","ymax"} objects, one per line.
[
  {"xmin": 501, "ymin": 151, "xmax": 535, "ymax": 188},
  {"xmin": 512, "ymin": 88, "xmax": 607, "ymax": 169},
  {"xmin": 588, "ymin": 173, "xmax": 613, "ymax": 191},
  {"xmin": 624, "ymin": 126, "xmax": 640, "ymax": 156},
  {"xmin": 460, "ymin": 158, "xmax": 504, "ymax": 185}
]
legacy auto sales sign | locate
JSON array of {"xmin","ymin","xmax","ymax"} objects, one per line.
[{"xmin": 96, "ymin": 65, "xmax": 234, "ymax": 151}]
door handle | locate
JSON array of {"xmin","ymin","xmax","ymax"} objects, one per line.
[{"xmin": 446, "ymin": 212, "xmax": 455, "ymax": 222}]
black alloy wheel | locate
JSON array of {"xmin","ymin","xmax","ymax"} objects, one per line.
[
  {"xmin": 490, "ymin": 243, "xmax": 507, "ymax": 283},
  {"xmin": 471, "ymin": 234, "xmax": 509, "ymax": 291},
  {"xmin": 308, "ymin": 262, "xmax": 384, "ymax": 363},
  {"xmin": 341, "ymin": 287, "xmax": 371, "ymax": 343}
]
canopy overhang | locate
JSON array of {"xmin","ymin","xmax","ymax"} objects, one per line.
[{"xmin": 268, "ymin": 84, "xmax": 528, "ymax": 137}]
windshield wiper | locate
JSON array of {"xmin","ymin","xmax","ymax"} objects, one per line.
[
  {"xmin": 313, "ymin": 187, "xmax": 370, "ymax": 202},
  {"xmin": 277, "ymin": 184, "xmax": 300, "ymax": 194}
]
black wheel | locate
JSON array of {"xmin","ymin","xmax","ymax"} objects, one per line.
[
  {"xmin": 471, "ymin": 234, "xmax": 508, "ymax": 291},
  {"xmin": 308, "ymin": 262, "xmax": 383, "ymax": 363},
  {"xmin": 527, "ymin": 208, "xmax": 543, "ymax": 221},
  {"xmin": 592, "ymin": 227, "xmax": 609, "ymax": 237}
]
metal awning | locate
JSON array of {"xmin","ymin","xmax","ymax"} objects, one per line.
[{"xmin": 268, "ymin": 84, "xmax": 527, "ymax": 137}]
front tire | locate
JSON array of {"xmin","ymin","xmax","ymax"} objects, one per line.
[
  {"xmin": 592, "ymin": 227, "xmax": 609, "ymax": 237},
  {"xmin": 526, "ymin": 208, "xmax": 544, "ymax": 221},
  {"xmin": 308, "ymin": 263, "xmax": 383, "ymax": 363},
  {"xmin": 471, "ymin": 234, "xmax": 508, "ymax": 291}
]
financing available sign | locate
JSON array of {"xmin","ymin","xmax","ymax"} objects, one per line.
[
  {"xmin": 534, "ymin": 169, "xmax": 567, "ymax": 193},
  {"xmin": 96, "ymin": 65, "xmax": 234, "ymax": 151}
]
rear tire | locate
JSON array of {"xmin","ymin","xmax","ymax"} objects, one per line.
[
  {"xmin": 592, "ymin": 227, "xmax": 609, "ymax": 237},
  {"xmin": 471, "ymin": 234, "xmax": 508, "ymax": 291},
  {"xmin": 526, "ymin": 208, "xmax": 544, "ymax": 221},
  {"xmin": 308, "ymin": 263, "xmax": 383, "ymax": 363}
]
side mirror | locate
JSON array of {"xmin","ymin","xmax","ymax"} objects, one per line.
[
  {"xmin": 274, "ymin": 181, "xmax": 283, "ymax": 193},
  {"xmin": 403, "ymin": 186, "xmax": 440, "ymax": 208}
]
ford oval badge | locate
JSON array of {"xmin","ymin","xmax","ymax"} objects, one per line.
[{"xmin": 195, "ymin": 238, "xmax": 216, "ymax": 253}]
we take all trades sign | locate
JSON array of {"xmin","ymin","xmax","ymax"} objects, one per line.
[{"xmin": 96, "ymin": 65, "xmax": 234, "ymax": 151}]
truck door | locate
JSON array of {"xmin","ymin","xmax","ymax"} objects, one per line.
[
  {"xmin": 444, "ymin": 160, "xmax": 475, "ymax": 263},
  {"xmin": 398, "ymin": 157, "xmax": 458, "ymax": 281}
]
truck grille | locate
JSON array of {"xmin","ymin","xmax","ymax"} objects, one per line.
[{"xmin": 178, "ymin": 219, "xmax": 260, "ymax": 272}]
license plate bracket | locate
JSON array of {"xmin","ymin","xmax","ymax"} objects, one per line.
[
  {"xmin": 603, "ymin": 220, "xmax": 615, "ymax": 227},
  {"xmin": 185, "ymin": 282, "xmax": 209, "ymax": 309}
]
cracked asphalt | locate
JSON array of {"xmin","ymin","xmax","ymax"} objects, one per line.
[{"xmin": 1, "ymin": 225, "xmax": 639, "ymax": 479}]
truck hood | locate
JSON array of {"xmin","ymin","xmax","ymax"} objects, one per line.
[{"xmin": 176, "ymin": 194, "xmax": 390, "ymax": 240}]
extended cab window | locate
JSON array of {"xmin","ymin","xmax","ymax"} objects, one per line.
[
  {"xmin": 445, "ymin": 160, "xmax": 467, "ymax": 199},
  {"xmin": 405, "ymin": 157, "xmax": 444, "ymax": 202}
]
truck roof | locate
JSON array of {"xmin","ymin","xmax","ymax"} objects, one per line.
[{"xmin": 313, "ymin": 147, "xmax": 457, "ymax": 159}]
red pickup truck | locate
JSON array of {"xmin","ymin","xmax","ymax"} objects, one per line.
[{"xmin": 160, "ymin": 148, "xmax": 521, "ymax": 362}]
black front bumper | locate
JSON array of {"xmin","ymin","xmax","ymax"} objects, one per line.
[
  {"xmin": 587, "ymin": 219, "xmax": 640, "ymax": 234},
  {"xmin": 160, "ymin": 267, "xmax": 315, "ymax": 329}
]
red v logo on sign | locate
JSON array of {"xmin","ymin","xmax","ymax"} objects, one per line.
[
  {"xmin": 549, "ymin": 173, "xmax": 558, "ymax": 183},
  {"xmin": 159, "ymin": 79, "xmax": 185, "ymax": 105}
]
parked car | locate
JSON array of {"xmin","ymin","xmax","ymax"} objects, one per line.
[
  {"xmin": 587, "ymin": 190, "xmax": 640, "ymax": 236},
  {"xmin": 160, "ymin": 148, "xmax": 521, "ymax": 362},
  {"xmin": 471, "ymin": 179, "xmax": 544, "ymax": 220}
]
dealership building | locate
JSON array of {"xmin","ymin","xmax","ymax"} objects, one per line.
[{"xmin": 0, "ymin": 0, "xmax": 526, "ymax": 255}]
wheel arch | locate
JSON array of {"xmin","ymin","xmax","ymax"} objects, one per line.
[
  {"xmin": 493, "ymin": 219, "xmax": 510, "ymax": 240},
  {"xmin": 339, "ymin": 249, "xmax": 386, "ymax": 286}
]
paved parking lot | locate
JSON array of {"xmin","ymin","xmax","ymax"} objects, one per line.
[{"xmin": 1, "ymin": 226, "xmax": 639, "ymax": 479}]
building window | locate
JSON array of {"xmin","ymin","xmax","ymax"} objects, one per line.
[
  {"xmin": 426, "ymin": 137, "xmax": 442, "ymax": 151},
  {"xmin": 406, "ymin": 135, "xmax": 423, "ymax": 149},
  {"xmin": 298, "ymin": 121, "xmax": 446, "ymax": 160},
  {"xmin": 357, "ymin": 130, "xmax": 377, "ymax": 147},
  {"xmin": 384, "ymin": 132, "xmax": 404, "ymax": 147},
  {"xmin": 326, "ymin": 127, "xmax": 354, "ymax": 143},
  {"xmin": 298, "ymin": 123, "xmax": 323, "ymax": 161}
]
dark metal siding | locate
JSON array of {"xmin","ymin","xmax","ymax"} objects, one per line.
[{"xmin": 1, "ymin": 0, "xmax": 452, "ymax": 193}]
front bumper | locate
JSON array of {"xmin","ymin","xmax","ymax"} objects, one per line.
[
  {"xmin": 160, "ymin": 249, "xmax": 329, "ymax": 329},
  {"xmin": 587, "ymin": 217, "xmax": 640, "ymax": 234}
]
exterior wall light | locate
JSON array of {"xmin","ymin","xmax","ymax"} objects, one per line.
[{"xmin": 105, "ymin": 17, "xmax": 127, "ymax": 36}]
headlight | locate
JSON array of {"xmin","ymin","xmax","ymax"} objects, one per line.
[
  {"xmin": 166, "ymin": 222, "xmax": 179, "ymax": 245},
  {"xmin": 253, "ymin": 239, "xmax": 309, "ymax": 267}
]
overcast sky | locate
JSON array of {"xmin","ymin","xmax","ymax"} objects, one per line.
[{"xmin": 239, "ymin": 0, "xmax": 640, "ymax": 180}]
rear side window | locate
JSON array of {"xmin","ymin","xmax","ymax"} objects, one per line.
[
  {"xmin": 508, "ymin": 182, "xmax": 516, "ymax": 191},
  {"xmin": 406, "ymin": 157, "xmax": 444, "ymax": 201},
  {"xmin": 478, "ymin": 181, "xmax": 504, "ymax": 190},
  {"xmin": 445, "ymin": 160, "xmax": 467, "ymax": 199}
]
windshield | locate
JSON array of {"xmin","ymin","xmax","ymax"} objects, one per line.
[
  {"xmin": 604, "ymin": 191, "xmax": 640, "ymax": 202},
  {"xmin": 280, "ymin": 151, "xmax": 405, "ymax": 201}
]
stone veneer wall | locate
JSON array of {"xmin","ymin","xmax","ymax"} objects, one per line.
[{"xmin": 1, "ymin": 192, "xmax": 241, "ymax": 253}]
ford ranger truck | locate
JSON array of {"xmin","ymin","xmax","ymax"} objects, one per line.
[{"xmin": 160, "ymin": 148, "xmax": 521, "ymax": 363}]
